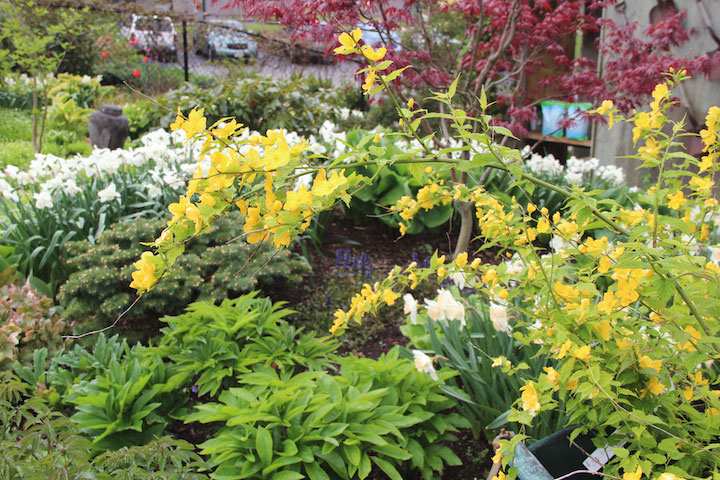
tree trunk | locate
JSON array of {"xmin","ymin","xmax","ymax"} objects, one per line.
[{"xmin": 452, "ymin": 200, "xmax": 474, "ymax": 259}]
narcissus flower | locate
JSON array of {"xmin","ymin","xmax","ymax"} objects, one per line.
[
  {"xmin": 489, "ymin": 302, "xmax": 511, "ymax": 333},
  {"xmin": 403, "ymin": 293, "xmax": 418, "ymax": 324},
  {"xmin": 413, "ymin": 350, "xmax": 438, "ymax": 380}
]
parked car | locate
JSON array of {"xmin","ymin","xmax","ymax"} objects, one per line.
[
  {"xmin": 121, "ymin": 14, "xmax": 177, "ymax": 62},
  {"xmin": 194, "ymin": 19, "xmax": 258, "ymax": 62}
]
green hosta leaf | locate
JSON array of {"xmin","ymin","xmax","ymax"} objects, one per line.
[
  {"xmin": 358, "ymin": 453, "xmax": 372, "ymax": 480},
  {"xmin": 257, "ymin": 426, "xmax": 273, "ymax": 467},
  {"xmin": 271, "ymin": 471, "xmax": 305, "ymax": 480},
  {"xmin": 304, "ymin": 461, "xmax": 330, "ymax": 480},
  {"xmin": 262, "ymin": 456, "xmax": 302, "ymax": 477},
  {"xmin": 371, "ymin": 444, "xmax": 411, "ymax": 461},
  {"xmin": 344, "ymin": 444, "xmax": 361, "ymax": 467},
  {"xmin": 370, "ymin": 456, "xmax": 403, "ymax": 480}
]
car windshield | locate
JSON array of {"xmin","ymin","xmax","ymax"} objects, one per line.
[
  {"xmin": 213, "ymin": 26, "xmax": 241, "ymax": 35},
  {"xmin": 137, "ymin": 18, "xmax": 173, "ymax": 32}
]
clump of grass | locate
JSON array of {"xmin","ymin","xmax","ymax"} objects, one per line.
[
  {"xmin": 0, "ymin": 108, "xmax": 32, "ymax": 142},
  {"xmin": 0, "ymin": 140, "xmax": 34, "ymax": 168}
]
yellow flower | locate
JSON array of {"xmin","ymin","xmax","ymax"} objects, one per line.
[
  {"xmin": 690, "ymin": 175, "xmax": 713, "ymax": 194},
  {"xmin": 129, "ymin": 251, "xmax": 157, "ymax": 291},
  {"xmin": 312, "ymin": 169, "xmax": 347, "ymax": 196},
  {"xmin": 536, "ymin": 218, "xmax": 550, "ymax": 234},
  {"xmin": 555, "ymin": 339, "xmax": 573, "ymax": 359},
  {"xmin": 334, "ymin": 28, "xmax": 362, "ymax": 55},
  {"xmin": 652, "ymin": 83, "xmax": 669, "ymax": 105},
  {"xmin": 657, "ymin": 473, "xmax": 686, "ymax": 480},
  {"xmin": 623, "ymin": 466, "xmax": 642, "ymax": 480},
  {"xmin": 640, "ymin": 376, "xmax": 665, "ymax": 398},
  {"xmin": 455, "ymin": 252, "xmax": 468, "ymax": 268},
  {"xmin": 690, "ymin": 371, "xmax": 708, "ymax": 387},
  {"xmin": 699, "ymin": 152, "xmax": 716, "ymax": 172},
  {"xmin": 683, "ymin": 387, "xmax": 694, "ymax": 401},
  {"xmin": 492, "ymin": 472, "xmax": 506, "ymax": 480},
  {"xmin": 373, "ymin": 132, "xmax": 381, "ymax": 143},
  {"xmin": 408, "ymin": 271, "xmax": 418, "ymax": 289},
  {"xmin": 593, "ymin": 320, "xmax": 612, "ymax": 341},
  {"xmin": 667, "ymin": 190, "xmax": 687, "ymax": 210},
  {"xmin": 381, "ymin": 288, "xmax": 398, "ymax": 306},
  {"xmin": 678, "ymin": 325, "xmax": 702, "ymax": 351},
  {"xmin": 182, "ymin": 107, "xmax": 207, "ymax": 138},
  {"xmin": 639, "ymin": 355, "xmax": 661, "ymax": 372},
  {"xmin": 211, "ymin": 118, "xmax": 241, "ymax": 138},
  {"xmin": 330, "ymin": 309, "xmax": 347, "ymax": 335},
  {"xmin": 544, "ymin": 366, "xmax": 559, "ymax": 385},
  {"xmin": 583, "ymin": 236, "xmax": 608, "ymax": 254},
  {"xmin": 597, "ymin": 100, "xmax": 615, "ymax": 129},
  {"xmin": 399, "ymin": 222, "xmax": 407, "ymax": 236},
  {"xmin": 362, "ymin": 70, "xmax": 377, "ymax": 94},
  {"xmin": 361, "ymin": 45, "xmax": 386, "ymax": 62},
  {"xmin": 520, "ymin": 381, "xmax": 541, "ymax": 416},
  {"xmin": 169, "ymin": 107, "xmax": 184, "ymax": 131},
  {"xmin": 597, "ymin": 99, "xmax": 613, "ymax": 115},
  {"xmin": 408, "ymin": 98, "xmax": 415, "ymax": 108},
  {"xmin": 598, "ymin": 256, "xmax": 611, "ymax": 274},
  {"xmin": 572, "ymin": 345, "xmax": 592, "ymax": 361}
]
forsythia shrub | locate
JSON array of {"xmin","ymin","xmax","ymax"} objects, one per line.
[{"xmin": 129, "ymin": 24, "xmax": 720, "ymax": 478}]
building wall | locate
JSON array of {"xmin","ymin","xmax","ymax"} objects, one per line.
[{"xmin": 592, "ymin": 0, "xmax": 720, "ymax": 187}]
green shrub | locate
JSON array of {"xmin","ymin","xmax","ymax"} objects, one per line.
[
  {"xmin": 151, "ymin": 293, "xmax": 338, "ymax": 398},
  {"xmin": 58, "ymin": 212, "xmax": 310, "ymax": 338},
  {"xmin": 0, "ymin": 281, "xmax": 68, "ymax": 368},
  {"xmin": 0, "ymin": 371, "xmax": 208, "ymax": 478},
  {"xmin": 65, "ymin": 343, "xmax": 186, "ymax": 453},
  {"xmin": 186, "ymin": 347, "xmax": 468, "ymax": 480},
  {"xmin": 127, "ymin": 74, "xmax": 349, "ymax": 139},
  {"xmin": 46, "ymin": 333, "xmax": 132, "ymax": 398}
]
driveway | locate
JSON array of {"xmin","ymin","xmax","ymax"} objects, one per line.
[{"xmin": 180, "ymin": 48, "xmax": 360, "ymax": 86}]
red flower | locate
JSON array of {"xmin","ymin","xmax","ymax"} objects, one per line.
[
  {"xmin": 142, "ymin": 56, "xmax": 148, "ymax": 63},
  {"xmin": 102, "ymin": 51, "xmax": 109, "ymax": 58},
  {"xmin": 132, "ymin": 69, "xmax": 141, "ymax": 78}
]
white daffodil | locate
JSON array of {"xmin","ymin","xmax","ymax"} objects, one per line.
[
  {"xmin": 413, "ymin": 350, "xmax": 438, "ymax": 380},
  {"xmin": 403, "ymin": 293, "xmax": 418, "ymax": 324},
  {"xmin": 489, "ymin": 302, "xmax": 512, "ymax": 333},
  {"xmin": 0, "ymin": 179, "xmax": 18, "ymax": 202},
  {"xmin": 98, "ymin": 183, "xmax": 120, "ymax": 203},
  {"xmin": 450, "ymin": 271, "xmax": 468, "ymax": 289},
  {"xmin": 424, "ymin": 288, "xmax": 465, "ymax": 327},
  {"xmin": 34, "ymin": 190, "xmax": 53, "ymax": 209},
  {"xmin": 147, "ymin": 184, "xmax": 162, "ymax": 198}
]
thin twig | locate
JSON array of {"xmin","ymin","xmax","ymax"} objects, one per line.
[
  {"xmin": 249, "ymin": 248, "xmax": 281, "ymax": 278},
  {"xmin": 554, "ymin": 470, "xmax": 622, "ymax": 480},
  {"xmin": 63, "ymin": 296, "xmax": 141, "ymax": 339},
  {"xmin": 234, "ymin": 242, "xmax": 263, "ymax": 276}
]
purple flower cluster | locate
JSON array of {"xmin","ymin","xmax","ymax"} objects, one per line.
[{"xmin": 334, "ymin": 249, "xmax": 375, "ymax": 281}]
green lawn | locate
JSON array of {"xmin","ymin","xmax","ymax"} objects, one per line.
[{"xmin": 0, "ymin": 108, "xmax": 34, "ymax": 168}]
